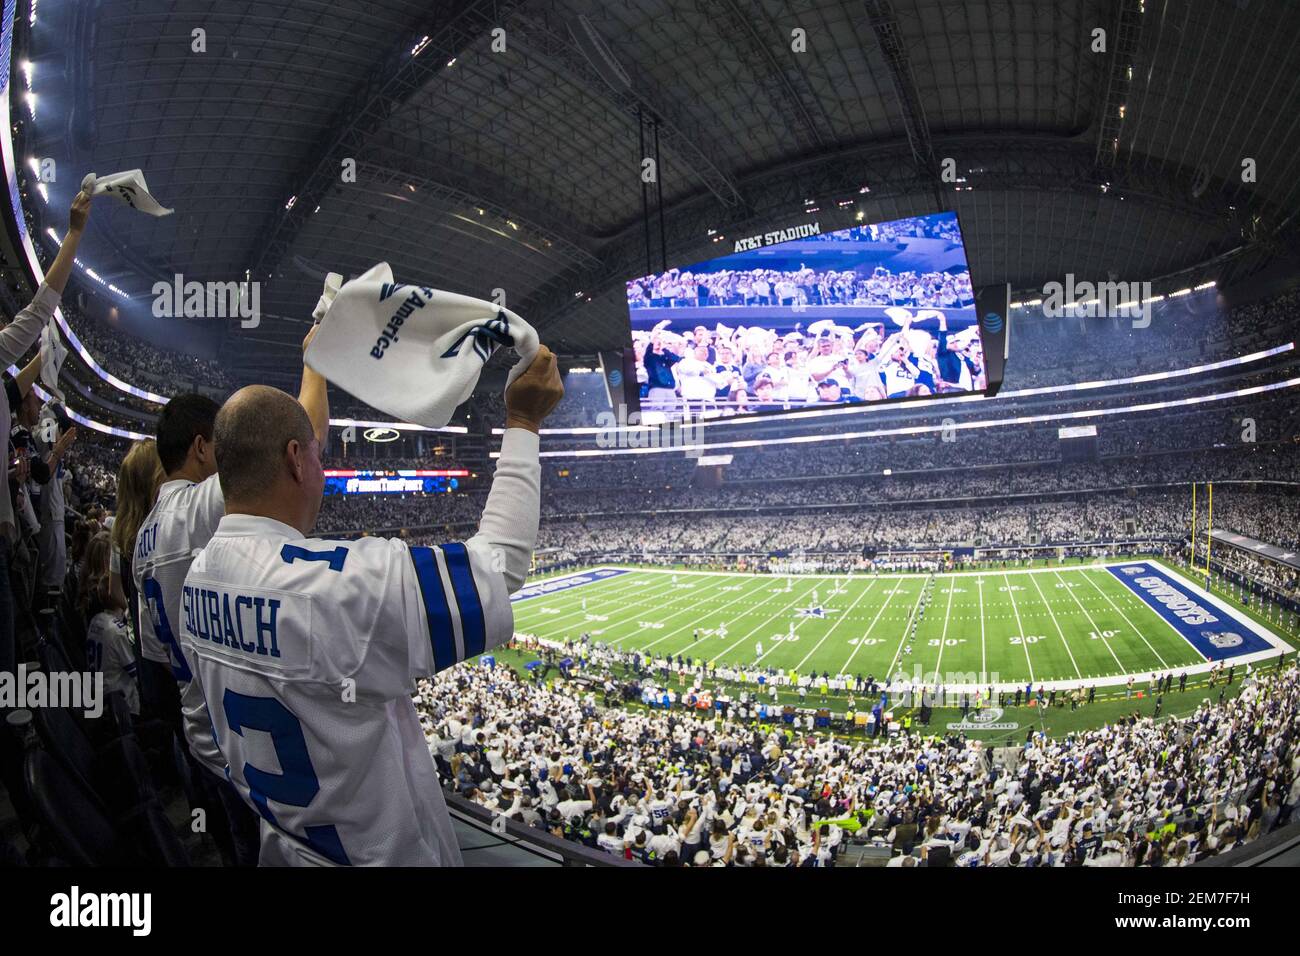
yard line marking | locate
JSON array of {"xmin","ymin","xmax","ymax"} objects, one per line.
[
  {"xmin": 929, "ymin": 576, "xmax": 958, "ymax": 684},
  {"xmin": 1052, "ymin": 570, "xmax": 1126, "ymax": 672},
  {"xmin": 514, "ymin": 567, "xmax": 681, "ymax": 629},
  {"xmin": 839, "ymin": 577, "xmax": 911, "ymax": 674},
  {"xmin": 710, "ymin": 581, "xmax": 823, "ymax": 663},
  {"xmin": 520, "ymin": 573, "xmax": 687, "ymax": 634},
  {"xmin": 1002, "ymin": 573, "xmax": 1036, "ymax": 685},
  {"xmin": 1027, "ymin": 571, "xmax": 1083, "ymax": 679},
  {"xmin": 1082, "ymin": 570, "xmax": 1172, "ymax": 669},
  {"xmin": 978, "ymin": 577, "xmax": 986, "ymax": 678},
  {"xmin": 792, "ymin": 580, "xmax": 879, "ymax": 671},
  {"xmin": 637, "ymin": 576, "xmax": 779, "ymax": 652}
]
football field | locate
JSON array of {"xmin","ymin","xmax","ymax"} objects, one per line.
[{"xmin": 510, "ymin": 560, "xmax": 1293, "ymax": 691}]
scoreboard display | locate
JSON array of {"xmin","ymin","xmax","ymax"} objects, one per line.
[{"xmin": 322, "ymin": 469, "xmax": 468, "ymax": 496}]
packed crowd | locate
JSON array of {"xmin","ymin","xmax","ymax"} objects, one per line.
[
  {"xmin": 417, "ymin": 654, "xmax": 1300, "ymax": 866},
  {"xmin": 628, "ymin": 264, "xmax": 974, "ymax": 312}
]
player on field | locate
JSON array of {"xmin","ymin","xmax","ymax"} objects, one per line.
[{"xmin": 180, "ymin": 348, "xmax": 562, "ymax": 866}]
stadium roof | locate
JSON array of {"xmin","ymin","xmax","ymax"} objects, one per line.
[{"xmin": 23, "ymin": 0, "xmax": 1300, "ymax": 379}]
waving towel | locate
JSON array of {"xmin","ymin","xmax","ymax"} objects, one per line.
[
  {"xmin": 38, "ymin": 316, "xmax": 67, "ymax": 402},
  {"xmin": 80, "ymin": 170, "xmax": 174, "ymax": 217},
  {"xmin": 304, "ymin": 263, "xmax": 539, "ymax": 428}
]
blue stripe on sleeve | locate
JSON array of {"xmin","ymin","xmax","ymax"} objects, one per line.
[
  {"xmin": 442, "ymin": 542, "xmax": 486, "ymax": 659},
  {"xmin": 410, "ymin": 546, "xmax": 457, "ymax": 671}
]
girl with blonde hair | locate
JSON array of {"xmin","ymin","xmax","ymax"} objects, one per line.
[{"xmin": 108, "ymin": 439, "xmax": 163, "ymax": 616}]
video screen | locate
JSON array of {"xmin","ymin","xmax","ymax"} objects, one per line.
[
  {"xmin": 322, "ymin": 469, "xmax": 467, "ymax": 496},
  {"xmin": 626, "ymin": 211, "xmax": 985, "ymax": 420}
]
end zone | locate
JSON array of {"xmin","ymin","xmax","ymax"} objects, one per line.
[{"xmin": 1108, "ymin": 561, "xmax": 1294, "ymax": 664}]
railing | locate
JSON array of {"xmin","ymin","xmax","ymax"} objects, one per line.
[{"xmin": 443, "ymin": 791, "xmax": 639, "ymax": 867}]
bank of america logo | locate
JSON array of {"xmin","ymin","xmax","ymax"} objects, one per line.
[{"xmin": 981, "ymin": 311, "xmax": 1004, "ymax": 333}]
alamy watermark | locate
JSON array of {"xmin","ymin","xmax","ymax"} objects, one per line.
[
  {"xmin": 595, "ymin": 404, "xmax": 706, "ymax": 459},
  {"xmin": 1042, "ymin": 274, "xmax": 1152, "ymax": 328},
  {"xmin": 152, "ymin": 273, "xmax": 261, "ymax": 328},
  {"xmin": 1, "ymin": 665, "xmax": 103, "ymax": 718}
]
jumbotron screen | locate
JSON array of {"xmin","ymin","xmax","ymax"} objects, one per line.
[
  {"xmin": 626, "ymin": 211, "xmax": 987, "ymax": 420},
  {"xmin": 322, "ymin": 469, "xmax": 467, "ymax": 496}
]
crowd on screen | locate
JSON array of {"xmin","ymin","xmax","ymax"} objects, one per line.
[
  {"xmin": 633, "ymin": 309, "xmax": 984, "ymax": 411},
  {"xmin": 416, "ymin": 654, "xmax": 1299, "ymax": 866},
  {"xmin": 628, "ymin": 265, "xmax": 974, "ymax": 312}
]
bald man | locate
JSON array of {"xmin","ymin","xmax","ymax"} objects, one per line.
[{"xmin": 180, "ymin": 347, "xmax": 562, "ymax": 866}]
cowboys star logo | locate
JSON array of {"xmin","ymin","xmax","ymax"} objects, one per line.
[
  {"xmin": 441, "ymin": 310, "xmax": 514, "ymax": 363},
  {"xmin": 797, "ymin": 605, "xmax": 837, "ymax": 619}
]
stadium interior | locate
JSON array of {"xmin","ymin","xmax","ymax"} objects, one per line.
[{"xmin": 0, "ymin": 0, "xmax": 1298, "ymax": 883}]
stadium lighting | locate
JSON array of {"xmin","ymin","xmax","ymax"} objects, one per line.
[
  {"xmin": 284, "ymin": 195, "xmax": 297, "ymax": 210},
  {"xmin": 29, "ymin": 0, "xmax": 37, "ymax": 26},
  {"xmin": 410, "ymin": 35, "xmax": 431, "ymax": 57},
  {"xmin": 36, "ymin": 183, "xmax": 46, "ymax": 202},
  {"xmin": 565, "ymin": 367, "xmax": 595, "ymax": 374},
  {"xmin": 505, "ymin": 344, "xmax": 1293, "ymax": 438},
  {"xmin": 855, "ymin": 210, "xmax": 864, "ymax": 221},
  {"xmin": 1169, "ymin": 287, "xmax": 1192, "ymax": 297},
  {"xmin": 25, "ymin": 92, "xmax": 36, "ymax": 118},
  {"xmin": 858, "ymin": 186, "xmax": 870, "ymax": 193},
  {"xmin": 1194, "ymin": 280, "xmax": 1217, "ymax": 291},
  {"xmin": 446, "ymin": 58, "xmax": 457, "ymax": 68},
  {"xmin": 514, "ymin": 376, "xmax": 1300, "ymax": 459},
  {"xmin": 45, "ymin": 227, "xmax": 58, "ymax": 244},
  {"xmin": 26, "ymin": 156, "xmax": 39, "ymax": 176},
  {"xmin": 21, "ymin": 61, "xmax": 32, "ymax": 89}
]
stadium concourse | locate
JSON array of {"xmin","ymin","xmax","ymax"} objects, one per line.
[{"xmin": 2, "ymin": 0, "xmax": 1300, "ymax": 899}]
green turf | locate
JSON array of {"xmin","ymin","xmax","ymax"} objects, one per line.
[{"xmin": 509, "ymin": 562, "xmax": 1276, "ymax": 687}]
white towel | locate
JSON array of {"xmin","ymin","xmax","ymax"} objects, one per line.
[
  {"xmin": 80, "ymin": 170, "xmax": 174, "ymax": 217},
  {"xmin": 38, "ymin": 316, "xmax": 67, "ymax": 402},
  {"xmin": 304, "ymin": 262, "xmax": 539, "ymax": 428}
]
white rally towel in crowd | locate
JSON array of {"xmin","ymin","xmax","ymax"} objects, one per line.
[
  {"xmin": 38, "ymin": 316, "xmax": 68, "ymax": 402},
  {"xmin": 305, "ymin": 262, "xmax": 539, "ymax": 429},
  {"xmin": 80, "ymin": 170, "xmax": 174, "ymax": 217}
]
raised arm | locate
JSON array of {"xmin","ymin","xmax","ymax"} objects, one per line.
[
  {"xmin": 469, "ymin": 346, "xmax": 563, "ymax": 594},
  {"xmin": 298, "ymin": 326, "xmax": 329, "ymax": 447},
  {"xmin": 0, "ymin": 191, "xmax": 91, "ymax": 365},
  {"xmin": 15, "ymin": 354, "xmax": 42, "ymax": 397},
  {"xmin": 353, "ymin": 347, "xmax": 564, "ymax": 694},
  {"xmin": 41, "ymin": 190, "xmax": 92, "ymax": 297}
]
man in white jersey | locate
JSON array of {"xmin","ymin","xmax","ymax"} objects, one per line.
[
  {"xmin": 181, "ymin": 347, "xmax": 562, "ymax": 865},
  {"xmin": 133, "ymin": 332, "xmax": 329, "ymax": 865}
]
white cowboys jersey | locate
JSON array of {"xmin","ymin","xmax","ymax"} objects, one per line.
[
  {"xmin": 183, "ymin": 519, "xmax": 513, "ymax": 867},
  {"xmin": 86, "ymin": 611, "xmax": 140, "ymax": 716},
  {"xmin": 181, "ymin": 428, "xmax": 539, "ymax": 866},
  {"xmin": 132, "ymin": 474, "xmax": 225, "ymax": 774}
]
